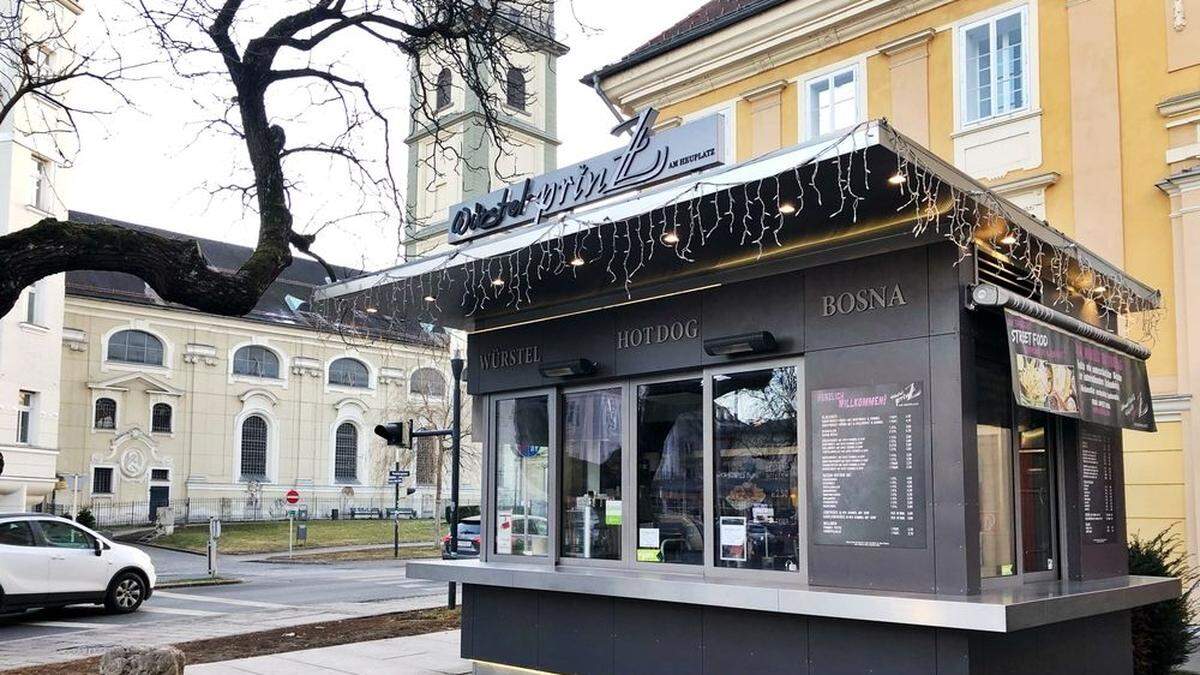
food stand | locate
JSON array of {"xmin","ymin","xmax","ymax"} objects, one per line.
[{"xmin": 316, "ymin": 115, "xmax": 1177, "ymax": 674}]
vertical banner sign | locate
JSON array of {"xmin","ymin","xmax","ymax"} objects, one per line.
[
  {"xmin": 1004, "ymin": 310, "xmax": 1155, "ymax": 431},
  {"xmin": 811, "ymin": 382, "xmax": 927, "ymax": 548},
  {"xmin": 1079, "ymin": 423, "xmax": 1120, "ymax": 545}
]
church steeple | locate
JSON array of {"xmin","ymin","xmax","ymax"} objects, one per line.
[{"xmin": 404, "ymin": 4, "xmax": 568, "ymax": 258}]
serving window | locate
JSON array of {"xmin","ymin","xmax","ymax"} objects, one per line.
[{"xmin": 485, "ymin": 358, "xmax": 804, "ymax": 578}]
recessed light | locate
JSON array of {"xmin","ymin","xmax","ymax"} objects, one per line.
[
  {"xmin": 661, "ymin": 230, "xmax": 680, "ymax": 245},
  {"xmin": 365, "ymin": 307, "xmax": 378, "ymax": 314},
  {"xmin": 570, "ymin": 256, "xmax": 585, "ymax": 267},
  {"xmin": 491, "ymin": 278, "xmax": 505, "ymax": 287},
  {"xmin": 423, "ymin": 295, "xmax": 437, "ymax": 302},
  {"xmin": 1093, "ymin": 286, "xmax": 1107, "ymax": 294},
  {"xmin": 779, "ymin": 203, "xmax": 796, "ymax": 215},
  {"xmin": 888, "ymin": 172, "xmax": 906, "ymax": 185},
  {"xmin": 999, "ymin": 234, "xmax": 1017, "ymax": 245}
]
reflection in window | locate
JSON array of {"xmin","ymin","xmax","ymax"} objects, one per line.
[
  {"xmin": 494, "ymin": 396, "xmax": 549, "ymax": 556},
  {"xmin": 978, "ymin": 423, "xmax": 1015, "ymax": 578},
  {"xmin": 94, "ymin": 397, "xmax": 117, "ymax": 430},
  {"xmin": 807, "ymin": 67, "xmax": 858, "ymax": 138},
  {"xmin": 152, "ymin": 403, "xmax": 173, "ymax": 433},
  {"xmin": 240, "ymin": 415, "xmax": 269, "ymax": 480},
  {"xmin": 329, "ymin": 358, "xmax": 370, "ymax": 388},
  {"xmin": 713, "ymin": 368, "xmax": 799, "ymax": 571},
  {"xmin": 108, "ymin": 330, "xmax": 164, "ymax": 366},
  {"xmin": 962, "ymin": 8, "xmax": 1026, "ymax": 124},
  {"xmin": 1019, "ymin": 410, "xmax": 1055, "ymax": 573},
  {"xmin": 636, "ymin": 380, "xmax": 703, "ymax": 565},
  {"xmin": 561, "ymin": 388, "xmax": 622, "ymax": 560},
  {"xmin": 39, "ymin": 521, "xmax": 94, "ymax": 549},
  {"xmin": 233, "ymin": 346, "xmax": 280, "ymax": 379}
]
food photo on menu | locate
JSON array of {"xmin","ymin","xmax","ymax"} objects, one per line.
[{"xmin": 1015, "ymin": 354, "xmax": 1079, "ymax": 414}]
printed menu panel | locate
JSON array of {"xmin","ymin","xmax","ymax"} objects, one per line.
[
  {"xmin": 1080, "ymin": 423, "xmax": 1119, "ymax": 545},
  {"xmin": 812, "ymin": 383, "xmax": 927, "ymax": 549}
]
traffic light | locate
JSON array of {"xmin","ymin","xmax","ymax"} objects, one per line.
[{"xmin": 374, "ymin": 422, "xmax": 409, "ymax": 447}]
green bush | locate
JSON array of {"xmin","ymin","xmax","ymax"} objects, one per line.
[
  {"xmin": 1128, "ymin": 528, "xmax": 1198, "ymax": 674},
  {"xmin": 74, "ymin": 507, "xmax": 97, "ymax": 530}
]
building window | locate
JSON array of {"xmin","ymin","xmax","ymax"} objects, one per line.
[
  {"xmin": 107, "ymin": 329, "xmax": 165, "ymax": 366},
  {"xmin": 410, "ymin": 367, "xmax": 446, "ymax": 398},
  {"xmin": 961, "ymin": 7, "xmax": 1028, "ymax": 125},
  {"xmin": 712, "ymin": 367, "xmax": 800, "ymax": 571},
  {"xmin": 329, "ymin": 358, "xmax": 370, "ymax": 388},
  {"xmin": 334, "ymin": 422, "xmax": 358, "ymax": 482},
  {"xmin": 977, "ymin": 352, "xmax": 1058, "ymax": 581},
  {"xmin": 151, "ymin": 403, "xmax": 173, "ymax": 434},
  {"xmin": 494, "ymin": 395, "xmax": 550, "ymax": 556},
  {"xmin": 435, "ymin": 68, "xmax": 452, "ymax": 110},
  {"xmin": 505, "ymin": 66, "xmax": 526, "ymax": 110},
  {"xmin": 806, "ymin": 66, "xmax": 859, "ymax": 139},
  {"xmin": 233, "ymin": 346, "xmax": 280, "ymax": 379},
  {"xmin": 16, "ymin": 391, "xmax": 34, "ymax": 444},
  {"xmin": 93, "ymin": 467, "xmax": 114, "ymax": 495},
  {"xmin": 636, "ymin": 379, "xmax": 704, "ymax": 565},
  {"xmin": 31, "ymin": 155, "xmax": 53, "ymax": 212},
  {"xmin": 25, "ymin": 282, "xmax": 39, "ymax": 325},
  {"xmin": 94, "ymin": 397, "xmax": 117, "ymax": 430},
  {"xmin": 151, "ymin": 468, "xmax": 170, "ymax": 482},
  {"xmin": 561, "ymin": 388, "xmax": 622, "ymax": 560},
  {"xmin": 240, "ymin": 415, "xmax": 269, "ymax": 480}
]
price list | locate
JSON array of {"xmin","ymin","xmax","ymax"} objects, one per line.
[
  {"xmin": 1080, "ymin": 423, "xmax": 1118, "ymax": 545},
  {"xmin": 811, "ymin": 383, "xmax": 927, "ymax": 548}
]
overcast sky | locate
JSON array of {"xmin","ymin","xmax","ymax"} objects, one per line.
[{"xmin": 67, "ymin": 1, "xmax": 707, "ymax": 274}]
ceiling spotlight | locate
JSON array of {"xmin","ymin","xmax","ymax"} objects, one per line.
[
  {"xmin": 491, "ymin": 278, "xmax": 506, "ymax": 287},
  {"xmin": 661, "ymin": 230, "xmax": 680, "ymax": 245},
  {"xmin": 423, "ymin": 295, "xmax": 437, "ymax": 303},
  {"xmin": 570, "ymin": 256, "xmax": 585, "ymax": 267},
  {"xmin": 888, "ymin": 172, "xmax": 906, "ymax": 185},
  {"xmin": 365, "ymin": 307, "xmax": 378, "ymax": 314},
  {"xmin": 1093, "ymin": 286, "xmax": 1107, "ymax": 294},
  {"xmin": 779, "ymin": 203, "xmax": 796, "ymax": 215},
  {"xmin": 999, "ymin": 234, "xmax": 1017, "ymax": 245}
]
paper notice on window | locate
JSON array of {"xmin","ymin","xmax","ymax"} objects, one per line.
[
  {"xmin": 605, "ymin": 500, "xmax": 622, "ymax": 526},
  {"xmin": 496, "ymin": 511, "xmax": 513, "ymax": 554},
  {"xmin": 752, "ymin": 504, "xmax": 774, "ymax": 523},
  {"xmin": 638, "ymin": 527, "xmax": 659, "ymax": 548},
  {"xmin": 719, "ymin": 516, "xmax": 747, "ymax": 562}
]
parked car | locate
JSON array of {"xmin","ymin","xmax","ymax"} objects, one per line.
[
  {"xmin": 0, "ymin": 513, "xmax": 156, "ymax": 614},
  {"xmin": 442, "ymin": 515, "xmax": 482, "ymax": 558}
]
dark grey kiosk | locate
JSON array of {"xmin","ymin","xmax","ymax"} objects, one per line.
[{"xmin": 316, "ymin": 117, "xmax": 1178, "ymax": 675}]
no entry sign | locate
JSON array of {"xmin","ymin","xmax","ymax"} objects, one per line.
[{"xmin": 285, "ymin": 489, "xmax": 300, "ymax": 505}]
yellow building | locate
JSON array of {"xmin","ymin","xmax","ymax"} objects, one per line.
[{"xmin": 592, "ymin": 0, "xmax": 1200, "ymax": 557}]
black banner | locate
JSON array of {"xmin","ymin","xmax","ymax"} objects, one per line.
[{"xmin": 1004, "ymin": 310, "xmax": 1155, "ymax": 432}]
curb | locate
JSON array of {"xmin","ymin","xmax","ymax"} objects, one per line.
[
  {"xmin": 137, "ymin": 541, "xmax": 208, "ymax": 556},
  {"xmin": 157, "ymin": 577, "xmax": 243, "ymax": 589},
  {"xmin": 249, "ymin": 558, "xmax": 330, "ymax": 565}
]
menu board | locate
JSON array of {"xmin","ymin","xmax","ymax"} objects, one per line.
[
  {"xmin": 1080, "ymin": 423, "xmax": 1119, "ymax": 545},
  {"xmin": 811, "ymin": 383, "xmax": 927, "ymax": 549},
  {"xmin": 1005, "ymin": 310, "xmax": 1155, "ymax": 432}
]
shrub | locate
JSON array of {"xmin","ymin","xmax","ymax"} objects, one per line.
[
  {"xmin": 1128, "ymin": 528, "xmax": 1198, "ymax": 674},
  {"xmin": 74, "ymin": 507, "xmax": 97, "ymax": 530}
]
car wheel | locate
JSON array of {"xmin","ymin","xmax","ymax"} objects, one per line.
[{"xmin": 104, "ymin": 572, "xmax": 146, "ymax": 614}]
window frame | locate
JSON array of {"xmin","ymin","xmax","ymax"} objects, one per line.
[
  {"xmin": 480, "ymin": 356, "xmax": 807, "ymax": 584},
  {"xmin": 238, "ymin": 414, "xmax": 271, "ymax": 481},
  {"xmin": 799, "ymin": 59, "xmax": 866, "ymax": 141},
  {"xmin": 106, "ymin": 329, "xmax": 167, "ymax": 367},
  {"xmin": 483, "ymin": 388, "xmax": 558, "ymax": 566},
  {"xmin": 92, "ymin": 466, "xmax": 116, "ymax": 495},
  {"xmin": 435, "ymin": 68, "xmax": 453, "ymax": 111},
  {"xmin": 24, "ymin": 281, "xmax": 39, "ymax": 325},
  {"xmin": 16, "ymin": 390, "xmax": 34, "ymax": 445},
  {"xmin": 333, "ymin": 421, "xmax": 360, "ymax": 484},
  {"xmin": 505, "ymin": 65, "xmax": 527, "ymax": 112},
  {"xmin": 956, "ymin": 4, "xmax": 1032, "ymax": 129},
  {"xmin": 93, "ymin": 396, "xmax": 118, "ymax": 431},
  {"xmin": 151, "ymin": 402, "xmax": 173, "ymax": 434},
  {"xmin": 232, "ymin": 345, "xmax": 282, "ymax": 380},
  {"xmin": 410, "ymin": 367, "xmax": 447, "ymax": 399},
  {"xmin": 328, "ymin": 357, "xmax": 372, "ymax": 390},
  {"xmin": 31, "ymin": 154, "xmax": 53, "ymax": 213}
]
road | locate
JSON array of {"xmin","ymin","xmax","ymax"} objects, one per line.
[{"xmin": 0, "ymin": 545, "xmax": 453, "ymax": 670}]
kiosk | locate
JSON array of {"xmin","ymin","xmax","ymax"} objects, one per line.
[{"xmin": 317, "ymin": 117, "xmax": 1177, "ymax": 674}]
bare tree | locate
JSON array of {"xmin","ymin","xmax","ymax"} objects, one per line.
[{"xmin": 0, "ymin": 0, "xmax": 555, "ymax": 318}]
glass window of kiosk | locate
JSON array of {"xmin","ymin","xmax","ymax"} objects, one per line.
[
  {"xmin": 713, "ymin": 366, "xmax": 800, "ymax": 572},
  {"xmin": 561, "ymin": 387, "xmax": 623, "ymax": 560},
  {"xmin": 977, "ymin": 356, "xmax": 1059, "ymax": 583},
  {"xmin": 493, "ymin": 394, "xmax": 551, "ymax": 557},
  {"xmin": 636, "ymin": 379, "xmax": 704, "ymax": 566}
]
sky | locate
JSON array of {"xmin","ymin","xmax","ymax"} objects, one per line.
[{"xmin": 67, "ymin": 1, "xmax": 708, "ymax": 275}]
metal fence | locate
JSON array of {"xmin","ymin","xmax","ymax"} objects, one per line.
[{"xmin": 46, "ymin": 493, "xmax": 478, "ymax": 528}]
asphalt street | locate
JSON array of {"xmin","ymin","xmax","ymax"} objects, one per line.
[{"xmin": 0, "ymin": 545, "xmax": 452, "ymax": 670}]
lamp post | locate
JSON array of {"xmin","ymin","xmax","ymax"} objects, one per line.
[{"xmin": 448, "ymin": 349, "xmax": 464, "ymax": 608}]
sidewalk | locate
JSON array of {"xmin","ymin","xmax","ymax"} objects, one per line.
[{"xmin": 186, "ymin": 629, "xmax": 469, "ymax": 674}]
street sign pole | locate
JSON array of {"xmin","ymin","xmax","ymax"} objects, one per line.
[
  {"xmin": 448, "ymin": 352, "xmax": 464, "ymax": 609},
  {"xmin": 393, "ymin": 456, "xmax": 401, "ymax": 559}
]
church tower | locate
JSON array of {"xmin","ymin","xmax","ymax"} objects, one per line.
[{"xmin": 404, "ymin": 4, "xmax": 568, "ymax": 257}]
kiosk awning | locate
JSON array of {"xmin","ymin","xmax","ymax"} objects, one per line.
[{"xmin": 314, "ymin": 119, "xmax": 1160, "ymax": 338}]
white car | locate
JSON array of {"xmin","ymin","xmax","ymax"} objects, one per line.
[{"xmin": 0, "ymin": 513, "xmax": 156, "ymax": 614}]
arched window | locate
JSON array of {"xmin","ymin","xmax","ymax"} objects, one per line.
[
  {"xmin": 435, "ymin": 68, "xmax": 452, "ymax": 109},
  {"xmin": 505, "ymin": 66, "xmax": 526, "ymax": 110},
  {"xmin": 233, "ymin": 346, "xmax": 280, "ymax": 379},
  {"xmin": 329, "ymin": 358, "xmax": 370, "ymax": 388},
  {"xmin": 151, "ymin": 403, "xmax": 173, "ymax": 434},
  {"xmin": 334, "ymin": 422, "xmax": 358, "ymax": 482},
  {"xmin": 107, "ymin": 330, "xmax": 164, "ymax": 366},
  {"xmin": 240, "ymin": 415, "xmax": 268, "ymax": 480},
  {"xmin": 94, "ymin": 398, "xmax": 117, "ymax": 430},
  {"xmin": 410, "ymin": 367, "xmax": 446, "ymax": 398}
]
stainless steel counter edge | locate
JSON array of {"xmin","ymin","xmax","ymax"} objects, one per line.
[{"xmin": 407, "ymin": 560, "xmax": 1179, "ymax": 633}]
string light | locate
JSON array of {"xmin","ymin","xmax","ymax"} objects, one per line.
[{"xmin": 317, "ymin": 121, "xmax": 1162, "ymax": 347}]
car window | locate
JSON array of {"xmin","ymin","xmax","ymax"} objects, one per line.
[
  {"xmin": 0, "ymin": 521, "xmax": 36, "ymax": 547},
  {"xmin": 459, "ymin": 522, "xmax": 481, "ymax": 535},
  {"xmin": 38, "ymin": 521, "xmax": 95, "ymax": 549}
]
